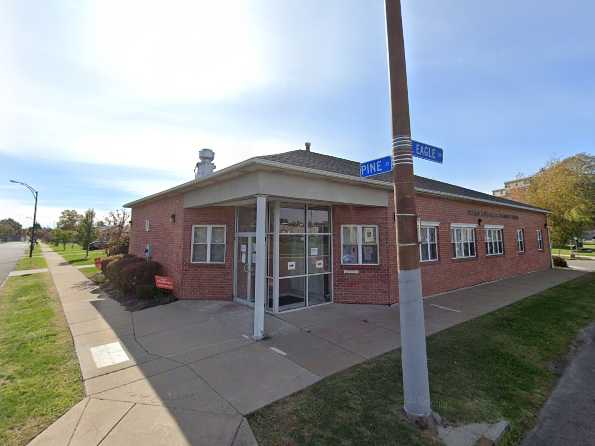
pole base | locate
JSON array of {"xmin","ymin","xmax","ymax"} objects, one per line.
[{"xmin": 403, "ymin": 409, "xmax": 442, "ymax": 435}]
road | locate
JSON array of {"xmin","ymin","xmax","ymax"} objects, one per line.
[
  {"xmin": 0, "ymin": 241, "xmax": 26, "ymax": 285},
  {"xmin": 567, "ymin": 259, "xmax": 595, "ymax": 272}
]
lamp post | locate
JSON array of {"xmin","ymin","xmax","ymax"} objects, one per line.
[
  {"xmin": 384, "ymin": 0, "xmax": 432, "ymax": 419},
  {"xmin": 10, "ymin": 180, "xmax": 39, "ymax": 258}
]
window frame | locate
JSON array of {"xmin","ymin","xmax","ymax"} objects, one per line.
[
  {"xmin": 484, "ymin": 225, "xmax": 505, "ymax": 256},
  {"xmin": 536, "ymin": 229, "xmax": 544, "ymax": 251},
  {"xmin": 190, "ymin": 224, "xmax": 227, "ymax": 264},
  {"xmin": 419, "ymin": 221, "xmax": 439, "ymax": 263},
  {"xmin": 340, "ymin": 224, "xmax": 380, "ymax": 266},
  {"xmin": 516, "ymin": 228, "xmax": 525, "ymax": 253},
  {"xmin": 450, "ymin": 224, "xmax": 477, "ymax": 259}
]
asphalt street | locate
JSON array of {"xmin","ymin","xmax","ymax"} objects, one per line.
[{"xmin": 0, "ymin": 241, "xmax": 26, "ymax": 286}]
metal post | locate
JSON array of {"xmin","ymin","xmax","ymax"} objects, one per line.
[
  {"xmin": 253, "ymin": 195, "xmax": 267, "ymax": 339},
  {"xmin": 29, "ymin": 191, "xmax": 38, "ymax": 258},
  {"xmin": 385, "ymin": 0, "xmax": 432, "ymax": 418}
]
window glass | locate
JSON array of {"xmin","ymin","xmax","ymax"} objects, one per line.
[
  {"xmin": 279, "ymin": 276, "xmax": 306, "ymax": 309},
  {"xmin": 194, "ymin": 226, "xmax": 207, "ymax": 243},
  {"xmin": 307, "ymin": 207, "xmax": 330, "ymax": 234},
  {"xmin": 279, "ymin": 205, "xmax": 305, "ymax": 233},
  {"xmin": 210, "ymin": 245, "xmax": 225, "ymax": 262},
  {"xmin": 308, "ymin": 235, "xmax": 330, "ymax": 273},
  {"xmin": 212, "ymin": 226, "xmax": 226, "ymax": 244},
  {"xmin": 485, "ymin": 228, "xmax": 504, "ymax": 255},
  {"xmin": 420, "ymin": 226, "xmax": 438, "ymax": 261},
  {"xmin": 308, "ymin": 274, "xmax": 331, "ymax": 306},
  {"xmin": 362, "ymin": 226, "xmax": 378, "ymax": 264},
  {"xmin": 279, "ymin": 235, "xmax": 305, "ymax": 276},
  {"xmin": 452, "ymin": 227, "xmax": 476, "ymax": 259},
  {"xmin": 192, "ymin": 244, "xmax": 207, "ymax": 262}
]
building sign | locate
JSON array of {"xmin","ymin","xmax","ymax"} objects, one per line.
[{"xmin": 467, "ymin": 209, "xmax": 519, "ymax": 220}]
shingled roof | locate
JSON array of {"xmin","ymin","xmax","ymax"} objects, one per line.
[{"xmin": 258, "ymin": 149, "xmax": 548, "ymax": 212}]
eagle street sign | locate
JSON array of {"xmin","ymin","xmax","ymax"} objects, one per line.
[{"xmin": 360, "ymin": 140, "xmax": 444, "ymax": 178}]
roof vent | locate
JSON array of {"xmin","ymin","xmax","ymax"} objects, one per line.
[
  {"xmin": 195, "ymin": 148, "xmax": 216, "ymax": 179},
  {"xmin": 305, "ymin": 142, "xmax": 311, "ymax": 152}
]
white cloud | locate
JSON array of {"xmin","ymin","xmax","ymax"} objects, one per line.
[{"xmin": 81, "ymin": 0, "xmax": 271, "ymax": 103}]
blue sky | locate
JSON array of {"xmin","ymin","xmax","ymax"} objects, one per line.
[{"xmin": 1, "ymin": 0, "xmax": 594, "ymax": 227}]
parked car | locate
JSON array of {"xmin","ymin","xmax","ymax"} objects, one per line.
[{"xmin": 88, "ymin": 240, "xmax": 107, "ymax": 251}]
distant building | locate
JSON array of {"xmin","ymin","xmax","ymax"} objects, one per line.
[{"xmin": 493, "ymin": 176, "xmax": 533, "ymax": 200}]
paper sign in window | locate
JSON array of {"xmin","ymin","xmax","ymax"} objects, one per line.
[
  {"xmin": 310, "ymin": 247, "xmax": 318, "ymax": 256},
  {"xmin": 287, "ymin": 261, "xmax": 296, "ymax": 270},
  {"xmin": 364, "ymin": 228, "xmax": 376, "ymax": 243},
  {"xmin": 315, "ymin": 259, "xmax": 324, "ymax": 269},
  {"xmin": 241, "ymin": 244, "xmax": 247, "ymax": 252},
  {"xmin": 241, "ymin": 253, "xmax": 246, "ymax": 263}
]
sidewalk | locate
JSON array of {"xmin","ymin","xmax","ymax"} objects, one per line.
[
  {"xmin": 30, "ymin": 246, "xmax": 256, "ymax": 446},
  {"xmin": 30, "ymin": 244, "xmax": 586, "ymax": 446}
]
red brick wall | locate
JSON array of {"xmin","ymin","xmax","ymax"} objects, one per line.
[
  {"xmin": 416, "ymin": 195, "xmax": 550, "ymax": 296},
  {"xmin": 129, "ymin": 195, "xmax": 185, "ymax": 292},
  {"xmin": 180, "ymin": 206, "xmax": 235, "ymax": 300},
  {"xmin": 332, "ymin": 205, "xmax": 398, "ymax": 305},
  {"xmin": 130, "ymin": 190, "xmax": 550, "ymax": 305}
]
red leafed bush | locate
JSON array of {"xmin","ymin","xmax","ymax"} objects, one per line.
[{"xmin": 105, "ymin": 255, "xmax": 162, "ymax": 294}]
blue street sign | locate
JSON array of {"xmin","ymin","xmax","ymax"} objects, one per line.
[
  {"xmin": 412, "ymin": 140, "xmax": 443, "ymax": 164},
  {"xmin": 360, "ymin": 155, "xmax": 393, "ymax": 178}
]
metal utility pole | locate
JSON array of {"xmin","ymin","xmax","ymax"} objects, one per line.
[
  {"xmin": 384, "ymin": 0, "xmax": 432, "ymax": 418},
  {"xmin": 10, "ymin": 180, "xmax": 39, "ymax": 258}
]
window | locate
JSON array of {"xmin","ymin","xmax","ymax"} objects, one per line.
[
  {"xmin": 144, "ymin": 219, "xmax": 150, "ymax": 232},
  {"xmin": 191, "ymin": 225, "xmax": 226, "ymax": 263},
  {"xmin": 341, "ymin": 225, "xmax": 379, "ymax": 265},
  {"xmin": 485, "ymin": 227, "xmax": 504, "ymax": 256},
  {"xmin": 537, "ymin": 229, "xmax": 544, "ymax": 250},
  {"xmin": 419, "ymin": 223, "xmax": 439, "ymax": 262},
  {"xmin": 451, "ymin": 226, "xmax": 476, "ymax": 259},
  {"xmin": 516, "ymin": 229, "xmax": 525, "ymax": 253}
]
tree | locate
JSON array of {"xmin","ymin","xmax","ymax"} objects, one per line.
[
  {"xmin": 104, "ymin": 209, "xmax": 130, "ymax": 255},
  {"xmin": 57, "ymin": 210, "xmax": 82, "ymax": 231},
  {"xmin": 0, "ymin": 218, "xmax": 22, "ymax": 242},
  {"xmin": 524, "ymin": 153, "xmax": 595, "ymax": 247},
  {"xmin": 78, "ymin": 209, "xmax": 96, "ymax": 258}
]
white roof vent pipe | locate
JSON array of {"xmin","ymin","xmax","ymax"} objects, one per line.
[{"xmin": 194, "ymin": 148, "xmax": 216, "ymax": 179}]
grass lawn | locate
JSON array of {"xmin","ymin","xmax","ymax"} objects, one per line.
[
  {"xmin": 14, "ymin": 255, "xmax": 47, "ymax": 271},
  {"xmin": 552, "ymin": 248, "xmax": 594, "ymax": 258},
  {"xmin": 0, "ymin": 273, "xmax": 84, "ymax": 446},
  {"xmin": 50, "ymin": 243, "xmax": 107, "ymax": 266},
  {"xmin": 249, "ymin": 273, "xmax": 595, "ymax": 446}
]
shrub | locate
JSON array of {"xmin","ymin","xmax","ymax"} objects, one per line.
[
  {"xmin": 104, "ymin": 255, "xmax": 162, "ymax": 294},
  {"xmin": 552, "ymin": 256, "xmax": 568, "ymax": 267},
  {"xmin": 101, "ymin": 255, "xmax": 124, "ymax": 274},
  {"xmin": 136, "ymin": 284, "xmax": 156, "ymax": 300}
]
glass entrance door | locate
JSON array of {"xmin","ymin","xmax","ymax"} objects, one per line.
[{"xmin": 235, "ymin": 235, "xmax": 256, "ymax": 303}]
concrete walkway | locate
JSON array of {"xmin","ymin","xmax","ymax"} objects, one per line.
[
  {"xmin": 522, "ymin": 324, "xmax": 595, "ymax": 446},
  {"xmin": 30, "ymin": 245, "xmax": 585, "ymax": 445}
]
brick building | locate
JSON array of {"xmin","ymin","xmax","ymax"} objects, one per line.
[{"xmin": 125, "ymin": 148, "xmax": 551, "ymax": 313}]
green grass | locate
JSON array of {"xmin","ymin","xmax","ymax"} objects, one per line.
[
  {"xmin": 0, "ymin": 273, "xmax": 84, "ymax": 445},
  {"xmin": 50, "ymin": 243, "xmax": 107, "ymax": 266},
  {"xmin": 552, "ymin": 248, "xmax": 594, "ymax": 258},
  {"xmin": 249, "ymin": 273, "xmax": 595, "ymax": 446},
  {"xmin": 14, "ymin": 255, "xmax": 47, "ymax": 271}
]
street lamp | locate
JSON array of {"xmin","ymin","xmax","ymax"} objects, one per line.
[{"xmin": 10, "ymin": 180, "xmax": 39, "ymax": 258}]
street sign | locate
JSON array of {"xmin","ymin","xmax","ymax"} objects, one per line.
[
  {"xmin": 412, "ymin": 140, "xmax": 443, "ymax": 164},
  {"xmin": 360, "ymin": 155, "xmax": 392, "ymax": 178}
]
